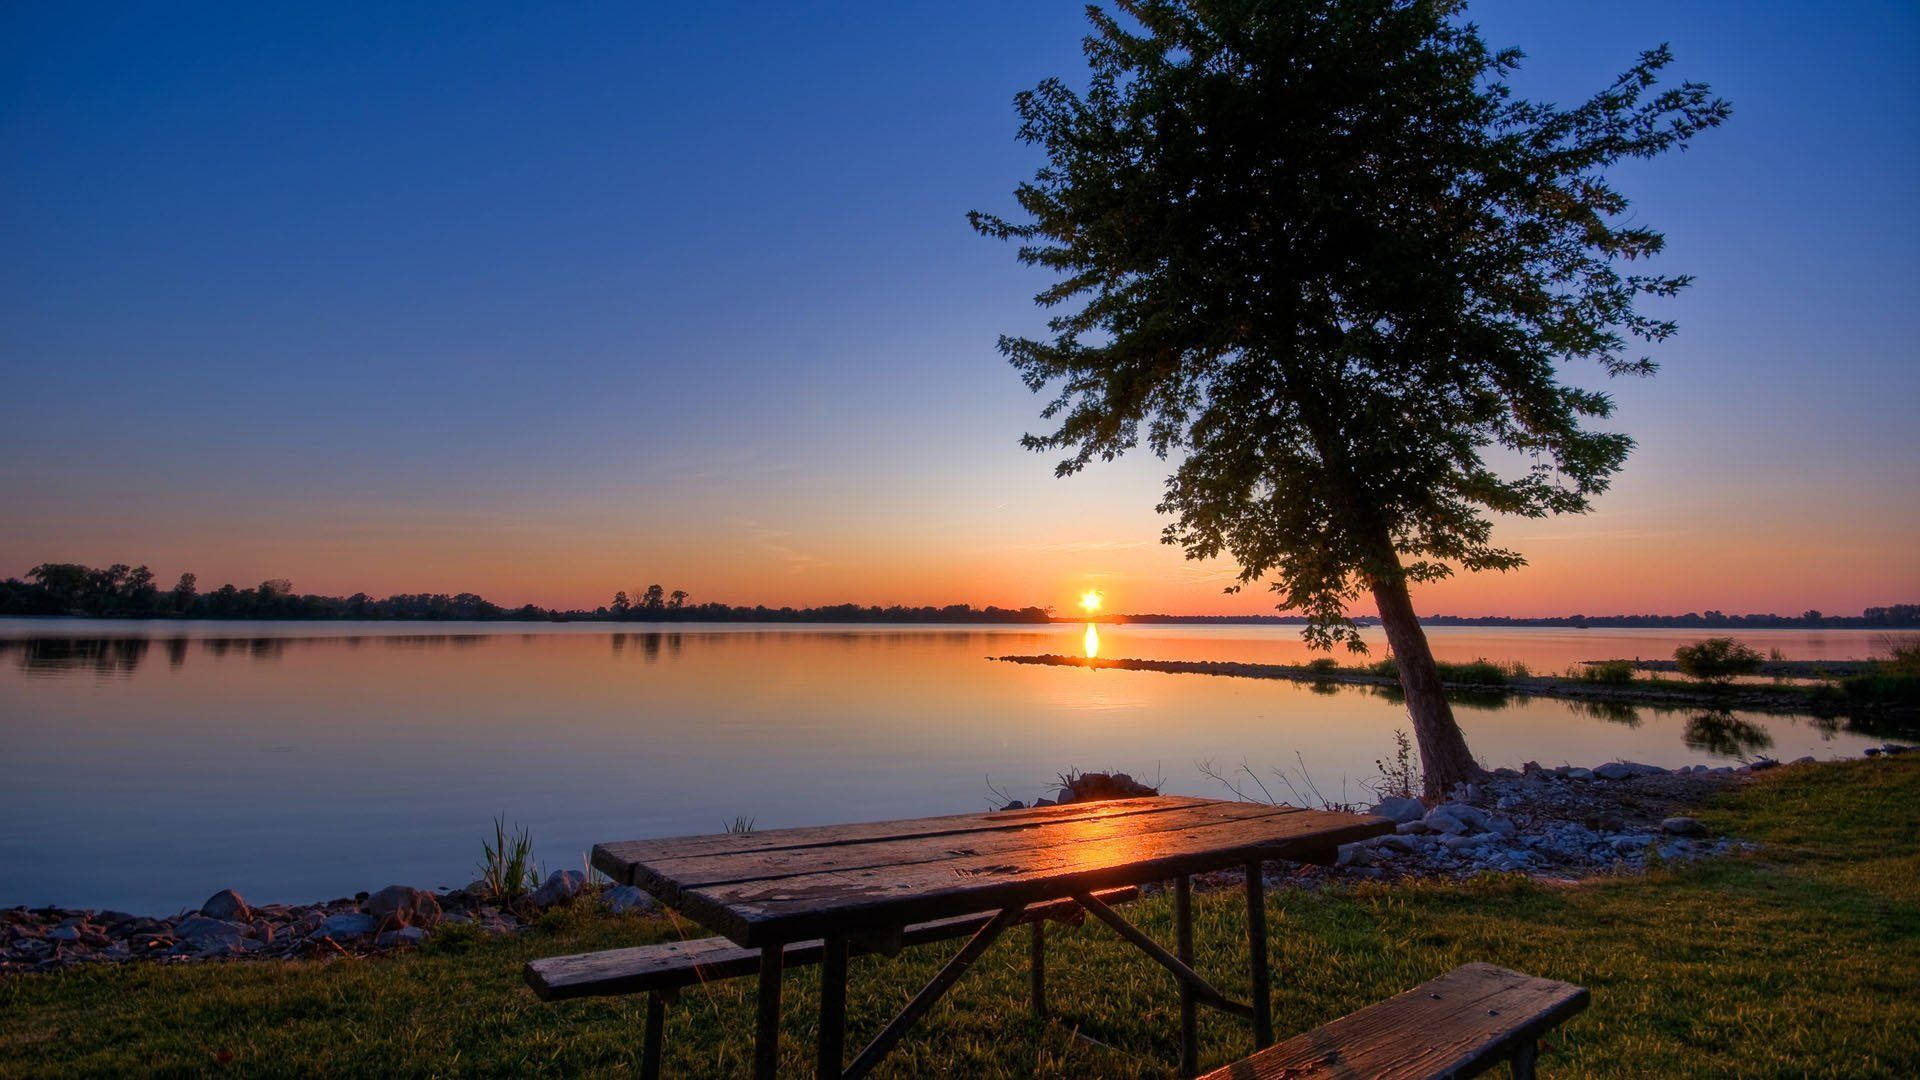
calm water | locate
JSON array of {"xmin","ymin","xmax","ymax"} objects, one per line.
[{"xmin": 0, "ymin": 619, "xmax": 1892, "ymax": 913}]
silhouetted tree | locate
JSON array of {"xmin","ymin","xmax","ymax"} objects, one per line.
[
  {"xmin": 669, "ymin": 589, "xmax": 688, "ymax": 610},
  {"xmin": 642, "ymin": 584, "xmax": 665, "ymax": 611},
  {"xmin": 610, "ymin": 590, "xmax": 631, "ymax": 616},
  {"xmin": 171, "ymin": 572, "xmax": 198, "ymax": 614},
  {"xmin": 972, "ymin": 0, "xmax": 1728, "ymax": 795}
]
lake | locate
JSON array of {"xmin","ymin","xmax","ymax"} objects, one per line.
[{"xmin": 0, "ymin": 619, "xmax": 1892, "ymax": 913}]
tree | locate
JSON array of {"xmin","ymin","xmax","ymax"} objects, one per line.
[
  {"xmin": 610, "ymin": 590, "xmax": 631, "ymax": 616},
  {"xmin": 642, "ymin": 584, "xmax": 666, "ymax": 611},
  {"xmin": 972, "ymin": 0, "xmax": 1727, "ymax": 796},
  {"xmin": 1674, "ymin": 638, "xmax": 1763, "ymax": 684},
  {"xmin": 171, "ymin": 572, "xmax": 198, "ymax": 614},
  {"xmin": 668, "ymin": 589, "xmax": 688, "ymax": 610}
]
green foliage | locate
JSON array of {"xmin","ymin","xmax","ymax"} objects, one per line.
[
  {"xmin": 1674, "ymin": 637, "xmax": 1765, "ymax": 683},
  {"xmin": 1305, "ymin": 657, "xmax": 1341, "ymax": 675},
  {"xmin": 1368, "ymin": 657, "xmax": 1400, "ymax": 679},
  {"xmin": 1582, "ymin": 660, "xmax": 1636, "ymax": 685},
  {"xmin": 972, "ymin": 0, "xmax": 1728, "ymax": 650},
  {"xmin": 478, "ymin": 816, "xmax": 540, "ymax": 903},
  {"xmin": 1434, "ymin": 659, "xmax": 1509, "ymax": 686},
  {"xmin": 1878, "ymin": 635, "xmax": 1920, "ymax": 677}
]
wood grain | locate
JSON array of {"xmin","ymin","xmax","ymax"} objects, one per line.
[{"xmin": 1198, "ymin": 963, "xmax": 1589, "ymax": 1080}]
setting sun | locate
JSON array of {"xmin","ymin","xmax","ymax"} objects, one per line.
[{"xmin": 1078, "ymin": 589, "xmax": 1103, "ymax": 615}]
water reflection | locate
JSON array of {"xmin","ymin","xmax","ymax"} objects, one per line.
[
  {"xmin": 1083, "ymin": 623, "xmax": 1100, "ymax": 659},
  {"xmin": 1683, "ymin": 709, "xmax": 1776, "ymax": 757}
]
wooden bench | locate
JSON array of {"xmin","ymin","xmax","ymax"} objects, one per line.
[
  {"xmin": 1200, "ymin": 963, "xmax": 1588, "ymax": 1080},
  {"xmin": 526, "ymin": 886, "xmax": 1138, "ymax": 1078}
]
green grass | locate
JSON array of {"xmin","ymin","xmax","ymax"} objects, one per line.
[{"xmin": 4, "ymin": 760, "xmax": 1917, "ymax": 1077}]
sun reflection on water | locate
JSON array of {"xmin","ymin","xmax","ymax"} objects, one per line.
[{"xmin": 1083, "ymin": 622, "xmax": 1100, "ymax": 659}]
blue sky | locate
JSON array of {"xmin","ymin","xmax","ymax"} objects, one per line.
[{"xmin": 3, "ymin": 1, "xmax": 1916, "ymax": 614}]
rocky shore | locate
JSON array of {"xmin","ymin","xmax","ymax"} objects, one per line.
[
  {"xmin": 7, "ymin": 746, "xmax": 1912, "ymax": 977},
  {"xmin": 1, "ymin": 871, "xmax": 660, "ymax": 977}
]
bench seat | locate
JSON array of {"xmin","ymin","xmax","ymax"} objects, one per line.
[
  {"xmin": 1200, "ymin": 963, "xmax": 1588, "ymax": 1080},
  {"xmin": 525, "ymin": 886, "xmax": 1138, "ymax": 1001}
]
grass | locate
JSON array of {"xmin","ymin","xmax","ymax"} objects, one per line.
[{"xmin": 3, "ymin": 760, "xmax": 1917, "ymax": 1077}]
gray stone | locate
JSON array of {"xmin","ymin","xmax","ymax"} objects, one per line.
[
  {"xmin": 1884, "ymin": 744, "xmax": 1912, "ymax": 755},
  {"xmin": 376, "ymin": 926, "xmax": 429, "ymax": 948},
  {"xmin": 320, "ymin": 913, "xmax": 376, "ymax": 939},
  {"xmin": 1395, "ymin": 821, "xmax": 1433, "ymax": 835},
  {"xmin": 1001, "ymin": 800, "xmax": 1025, "ymax": 810},
  {"xmin": 364, "ymin": 885, "xmax": 442, "ymax": 929},
  {"xmin": 200, "ymin": 889, "xmax": 251, "ymax": 922},
  {"xmin": 530, "ymin": 869, "xmax": 586, "ymax": 908},
  {"xmin": 1440, "ymin": 832, "xmax": 1493, "ymax": 851},
  {"xmin": 1368, "ymin": 796, "xmax": 1426, "ymax": 824},
  {"xmin": 1564, "ymin": 767, "xmax": 1595, "ymax": 782},
  {"xmin": 1661, "ymin": 817, "xmax": 1707, "ymax": 837},
  {"xmin": 1424, "ymin": 803, "xmax": 1493, "ymax": 835},
  {"xmin": 173, "ymin": 916, "xmax": 249, "ymax": 951},
  {"xmin": 1748, "ymin": 757, "xmax": 1778, "ymax": 771},
  {"xmin": 1864, "ymin": 747, "xmax": 1883, "ymax": 757},
  {"xmin": 1593, "ymin": 761, "xmax": 1665, "ymax": 781},
  {"xmin": 1791, "ymin": 756, "xmax": 1816, "ymax": 766},
  {"xmin": 1335, "ymin": 843, "xmax": 1370, "ymax": 867},
  {"xmin": 602, "ymin": 885, "xmax": 657, "ymax": 915},
  {"xmin": 1609, "ymin": 835, "xmax": 1656, "ymax": 854},
  {"xmin": 47, "ymin": 925, "xmax": 81, "ymax": 942}
]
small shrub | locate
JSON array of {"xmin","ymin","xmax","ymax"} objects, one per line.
[
  {"xmin": 419, "ymin": 919, "xmax": 490, "ymax": 956},
  {"xmin": 724, "ymin": 815, "xmax": 756, "ymax": 835},
  {"xmin": 1368, "ymin": 657, "xmax": 1400, "ymax": 678},
  {"xmin": 1306, "ymin": 657, "xmax": 1340, "ymax": 675},
  {"xmin": 1674, "ymin": 638, "xmax": 1764, "ymax": 684},
  {"xmin": 1372, "ymin": 729, "xmax": 1420, "ymax": 800},
  {"xmin": 478, "ymin": 815, "xmax": 540, "ymax": 903},
  {"xmin": 1876, "ymin": 634, "xmax": 1920, "ymax": 677},
  {"xmin": 1582, "ymin": 659, "xmax": 1635, "ymax": 685},
  {"xmin": 1436, "ymin": 658, "xmax": 1509, "ymax": 686}
]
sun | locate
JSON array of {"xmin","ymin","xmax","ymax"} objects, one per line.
[{"xmin": 1078, "ymin": 589, "xmax": 1103, "ymax": 615}]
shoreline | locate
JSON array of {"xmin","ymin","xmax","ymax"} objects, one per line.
[{"xmin": 991, "ymin": 652, "xmax": 1920, "ymax": 721}]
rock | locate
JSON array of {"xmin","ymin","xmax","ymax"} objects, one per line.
[
  {"xmin": 1032, "ymin": 798, "xmax": 1056, "ymax": 808},
  {"xmin": 1376, "ymin": 835, "xmax": 1423, "ymax": 854},
  {"xmin": 172, "ymin": 916, "xmax": 249, "ymax": 952},
  {"xmin": 1864, "ymin": 747, "xmax": 1882, "ymax": 757},
  {"xmin": 1748, "ymin": 757, "xmax": 1778, "ymax": 771},
  {"xmin": 1593, "ymin": 761, "xmax": 1665, "ymax": 781},
  {"xmin": 1661, "ymin": 817, "xmax": 1707, "ymax": 837},
  {"xmin": 1368, "ymin": 796, "xmax": 1426, "ymax": 824},
  {"xmin": 1521, "ymin": 760, "xmax": 1544, "ymax": 775},
  {"xmin": 46, "ymin": 925, "xmax": 81, "ymax": 942},
  {"xmin": 1591, "ymin": 813, "xmax": 1627, "ymax": 834},
  {"xmin": 530, "ymin": 870, "xmax": 586, "ymax": 908},
  {"xmin": 1000, "ymin": 800, "xmax": 1025, "ymax": 810},
  {"xmin": 1885, "ymin": 744, "xmax": 1912, "ymax": 756},
  {"xmin": 364, "ymin": 885, "xmax": 442, "ymax": 930},
  {"xmin": 1440, "ymin": 833, "xmax": 1493, "ymax": 851},
  {"xmin": 1609, "ymin": 835, "xmax": 1656, "ymax": 854},
  {"xmin": 1791, "ymin": 756, "xmax": 1816, "ymax": 766},
  {"xmin": 376, "ymin": 926, "xmax": 429, "ymax": 948},
  {"xmin": 1491, "ymin": 767, "xmax": 1521, "ymax": 779},
  {"xmin": 1495, "ymin": 795, "xmax": 1520, "ymax": 810},
  {"xmin": 602, "ymin": 885, "xmax": 657, "ymax": 915},
  {"xmin": 200, "ymin": 889, "xmax": 251, "ymax": 922},
  {"xmin": 1395, "ymin": 821, "xmax": 1433, "ymax": 835},
  {"xmin": 1564, "ymin": 767, "xmax": 1595, "ymax": 782},
  {"xmin": 1335, "ymin": 843, "xmax": 1370, "ymax": 867},
  {"xmin": 97, "ymin": 910, "xmax": 137, "ymax": 927},
  {"xmin": 1055, "ymin": 771, "xmax": 1159, "ymax": 804},
  {"xmin": 319, "ymin": 913, "xmax": 376, "ymax": 940},
  {"xmin": 1423, "ymin": 803, "xmax": 1493, "ymax": 835}
]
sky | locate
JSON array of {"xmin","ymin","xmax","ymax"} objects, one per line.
[{"xmin": 3, "ymin": 1, "xmax": 1916, "ymax": 617}]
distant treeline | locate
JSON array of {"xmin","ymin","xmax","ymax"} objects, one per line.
[
  {"xmin": 1124, "ymin": 607, "xmax": 1920, "ymax": 629},
  {"xmin": 0, "ymin": 562, "xmax": 1052, "ymax": 623}
]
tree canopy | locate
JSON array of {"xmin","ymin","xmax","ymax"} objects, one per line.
[{"xmin": 971, "ymin": 0, "xmax": 1730, "ymax": 650}]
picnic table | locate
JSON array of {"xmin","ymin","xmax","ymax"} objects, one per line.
[{"xmin": 591, "ymin": 794, "xmax": 1391, "ymax": 1078}]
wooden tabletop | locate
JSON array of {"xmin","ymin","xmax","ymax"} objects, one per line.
[{"xmin": 592, "ymin": 796, "xmax": 1391, "ymax": 947}]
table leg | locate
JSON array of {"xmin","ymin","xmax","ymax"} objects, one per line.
[
  {"xmin": 1175, "ymin": 874, "xmax": 1198, "ymax": 1077},
  {"xmin": 1245, "ymin": 861, "xmax": 1273, "ymax": 1048},
  {"xmin": 755, "ymin": 944, "xmax": 783, "ymax": 1080},
  {"xmin": 819, "ymin": 934, "xmax": 848, "ymax": 1079},
  {"xmin": 641, "ymin": 990, "xmax": 665, "ymax": 1080},
  {"xmin": 1029, "ymin": 920, "xmax": 1046, "ymax": 1019}
]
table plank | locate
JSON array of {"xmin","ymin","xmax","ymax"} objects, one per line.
[
  {"xmin": 594, "ymin": 795, "xmax": 1211, "ymax": 872},
  {"xmin": 649, "ymin": 805, "xmax": 1390, "ymax": 946},
  {"xmin": 634, "ymin": 800, "xmax": 1311, "ymax": 889}
]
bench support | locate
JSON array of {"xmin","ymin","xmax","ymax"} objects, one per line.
[
  {"xmin": 640, "ymin": 991, "xmax": 665, "ymax": 1080},
  {"xmin": 842, "ymin": 904, "xmax": 1027, "ymax": 1080},
  {"xmin": 1511, "ymin": 1040, "xmax": 1539, "ymax": 1079},
  {"xmin": 1176, "ymin": 874, "xmax": 1198, "ymax": 1077},
  {"xmin": 1247, "ymin": 860, "xmax": 1273, "ymax": 1047}
]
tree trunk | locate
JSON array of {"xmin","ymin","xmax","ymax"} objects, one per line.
[{"xmin": 1369, "ymin": 561, "xmax": 1485, "ymax": 800}]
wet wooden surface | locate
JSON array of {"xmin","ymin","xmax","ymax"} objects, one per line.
[
  {"xmin": 1197, "ymin": 962, "xmax": 1589, "ymax": 1079},
  {"xmin": 595, "ymin": 796, "xmax": 1391, "ymax": 947}
]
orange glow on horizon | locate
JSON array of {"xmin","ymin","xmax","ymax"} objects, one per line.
[{"xmin": 1079, "ymin": 589, "xmax": 1104, "ymax": 615}]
